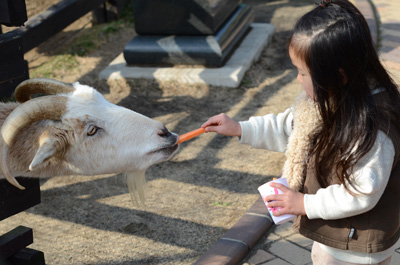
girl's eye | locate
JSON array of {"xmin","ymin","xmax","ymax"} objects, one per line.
[{"xmin": 87, "ymin": 125, "xmax": 98, "ymax": 136}]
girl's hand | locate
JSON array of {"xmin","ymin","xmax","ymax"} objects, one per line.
[
  {"xmin": 201, "ymin": 113, "xmax": 242, "ymax": 137},
  {"xmin": 264, "ymin": 182, "xmax": 306, "ymax": 216}
]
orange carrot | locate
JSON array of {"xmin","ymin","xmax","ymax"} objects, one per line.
[{"xmin": 177, "ymin": 128, "xmax": 206, "ymax": 144}]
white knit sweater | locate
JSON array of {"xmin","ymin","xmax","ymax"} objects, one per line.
[{"xmin": 239, "ymin": 107, "xmax": 399, "ymax": 264}]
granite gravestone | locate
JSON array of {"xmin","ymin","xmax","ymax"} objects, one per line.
[{"xmin": 123, "ymin": 0, "xmax": 254, "ymax": 67}]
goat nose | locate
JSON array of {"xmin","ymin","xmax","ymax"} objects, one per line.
[
  {"xmin": 158, "ymin": 127, "xmax": 178, "ymax": 145},
  {"xmin": 158, "ymin": 127, "xmax": 171, "ymax": 138}
]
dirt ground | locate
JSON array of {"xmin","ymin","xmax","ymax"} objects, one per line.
[{"xmin": 0, "ymin": 1, "xmax": 313, "ymax": 264}]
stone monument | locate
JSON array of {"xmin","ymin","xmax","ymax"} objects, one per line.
[{"xmin": 123, "ymin": 0, "xmax": 254, "ymax": 67}]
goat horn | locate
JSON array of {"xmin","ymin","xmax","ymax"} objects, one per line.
[
  {"xmin": 0, "ymin": 95, "xmax": 68, "ymax": 189},
  {"xmin": 15, "ymin": 78, "xmax": 75, "ymax": 103}
]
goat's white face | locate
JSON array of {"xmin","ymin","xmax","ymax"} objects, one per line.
[
  {"xmin": 1, "ymin": 79, "xmax": 179, "ymax": 191},
  {"xmin": 62, "ymin": 83, "xmax": 178, "ymax": 175}
]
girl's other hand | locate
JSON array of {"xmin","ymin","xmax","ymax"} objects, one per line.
[
  {"xmin": 265, "ymin": 182, "xmax": 306, "ymax": 216},
  {"xmin": 201, "ymin": 113, "xmax": 242, "ymax": 137}
]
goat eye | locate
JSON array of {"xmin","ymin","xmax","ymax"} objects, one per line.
[{"xmin": 87, "ymin": 125, "xmax": 98, "ymax": 136}]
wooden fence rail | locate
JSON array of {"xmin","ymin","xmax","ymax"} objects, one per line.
[{"xmin": 0, "ymin": 0, "xmax": 127, "ymax": 98}]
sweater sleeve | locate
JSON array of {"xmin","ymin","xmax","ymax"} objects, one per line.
[
  {"xmin": 304, "ymin": 131, "xmax": 395, "ymax": 220},
  {"xmin": 238, "ymin": 108, "xmax": 293, "ymax": 153}
]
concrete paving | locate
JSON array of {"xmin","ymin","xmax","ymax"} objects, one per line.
[{"xmin": 242, "ymin": 0, "xmax": 400, "ymax": 264}]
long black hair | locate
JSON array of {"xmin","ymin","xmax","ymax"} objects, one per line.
[{"xmin": 289, "ymin": 0, "xmax": 400, "ymax": 189}]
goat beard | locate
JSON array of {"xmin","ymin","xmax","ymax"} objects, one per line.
[{"xmin": 125, "ymin": 169, "xmax": 147, "ymax": 207}]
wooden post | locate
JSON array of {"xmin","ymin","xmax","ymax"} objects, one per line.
[
  {"xmin": 0, "ymin": 177, "xmax": 41, "ymax": 221},
  {"xmin": 0, "ymin": 226, "xmax": 33, "ymax": 259},
  {"xmin": 0, "ymin": 31, "xmax": 29, "ymax": 99},
  {"xmin": 0, "ymin": 178, "xmax": 45, "ymax": 265},
  {"xmin": 0, "ymin": 0, "xmax": 27, "ymax": 27}
]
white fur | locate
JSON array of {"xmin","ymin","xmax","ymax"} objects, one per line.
[{"xmin": 3, "ymin": 82, "xmax": 178, "ymax": 203}]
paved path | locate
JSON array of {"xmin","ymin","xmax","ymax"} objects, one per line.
[
  {"xmin": 374, "ymin": 0, "xmax": 400, "ymax": 75},
  {"xmin": 243, "ymin": 0, "xmax": 400, "ymax": 264}
]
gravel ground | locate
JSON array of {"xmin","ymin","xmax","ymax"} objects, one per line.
[{"xmin": 0, "ymin": 1, "xmax": 313, "ymax": 264}]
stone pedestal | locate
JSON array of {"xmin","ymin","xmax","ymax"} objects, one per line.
[
  {"xmin": 134, "ymin": 0, "xmax": 240, "ymax": 35},
  {"xmin": 100, "ymin": 23, "xmax": 275, "ymax": 88},
  {"xmin": 123, "ymin": 0, "xmax": 254, "ymax": 67}
]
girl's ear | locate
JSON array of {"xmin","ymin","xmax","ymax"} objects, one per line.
[{"xmin": 339, "ymin": 69, "xmax": 348, "ymax": 85}]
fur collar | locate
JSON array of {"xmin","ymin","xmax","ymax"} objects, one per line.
[{"xmin": 283, "ymin": 92, "xmax": 323, "ymax": 191}]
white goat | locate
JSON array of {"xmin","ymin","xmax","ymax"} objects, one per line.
[{"xmin": 0, "ymin": 78, "xmax": 179, "ymax": 203}]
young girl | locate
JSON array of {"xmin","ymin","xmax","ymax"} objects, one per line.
[{"xmin": 202, "ymin": 0, "xmax": 400, "ymax": 264}]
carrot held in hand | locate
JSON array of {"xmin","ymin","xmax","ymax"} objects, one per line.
[{"xmin": 177, "ymin": 128, "xmax": 206, "ymax": 144}]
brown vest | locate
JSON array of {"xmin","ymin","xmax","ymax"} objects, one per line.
[{"xmin": 294, "ymin": 92, "xmax": 400, "ymax": 253}]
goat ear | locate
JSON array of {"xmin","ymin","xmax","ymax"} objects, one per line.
[{"xmin": 29, "ymin": 138, "xmax": 59, "ymax": 171}]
